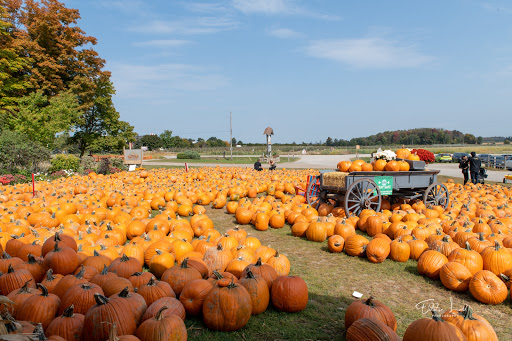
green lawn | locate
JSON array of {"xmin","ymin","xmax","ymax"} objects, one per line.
[{"xmin": 145, "ymin": 157, "xmax": 299, "ymax": 164}]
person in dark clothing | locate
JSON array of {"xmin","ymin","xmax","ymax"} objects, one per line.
[
  {"xmin": 459, "ymin": 155, "xmax": 469, "ymax": 185},
  {"xmin": 254, "ymin": 161, "xmax": 262, "ymax": 171},
  {"xmin": 468, "ymin": 152, "xmax": 481, "ymax": 184}
]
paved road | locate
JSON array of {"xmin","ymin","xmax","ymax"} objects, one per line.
[{"xmin": 144, "ymin": 155, "xmax": 510, "ymax": 182}]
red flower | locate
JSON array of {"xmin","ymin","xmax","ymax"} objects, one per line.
[{"xmin": 411, "ymin": 149, "xmax": 435, "ymax": 164}]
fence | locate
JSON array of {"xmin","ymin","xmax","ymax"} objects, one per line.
[{"xmin": 480, "ymin": 155, "xmax": 512, "ymax": 169}]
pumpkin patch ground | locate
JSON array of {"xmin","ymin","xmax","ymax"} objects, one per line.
[{"xmin": 0, "ymin": 166, "xmax": 511, "ymax": 340}]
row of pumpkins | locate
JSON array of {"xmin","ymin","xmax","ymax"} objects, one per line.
[
  {"xmin": 0, "ymin": 168, "xmax": 317, "ymax": 340},
  {"xmin": 337, "ymin": 148, "xmax": 422, "ymax": 172},
  {"xmin": 344, "ymin": 295, "xmax": 498, "ymax": 340}
]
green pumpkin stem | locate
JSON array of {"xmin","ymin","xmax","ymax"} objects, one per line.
[
  {"xmin": 93, "ymin": 250, "xmax": 100, "ymax": 257},
  {"xmin": 75, "ymin": 265, "xmax": 85, "ymax": 279},
  {"xmin": 100, "ymin": 265, "xmax": 109, "ymax": 275},
  {"xmin": 255, "ymin": 257, "xmax": 262, "ymax": 266},
  {"xmin": 7, "ymin": 264, "xmax": 14, "ymax": 273},
  {"xmin": 465, "ymin": 242, "xmax": 472, "ymax": 251},
  {"xmin": 117, "ymin": 287, "xmax": 131, "ymax": 298},
  {"xmin": 120, "ymin": 254, "xmax": 129, "ymax": 262},
  {"xmin": 431, "ymin": 309, "xmax": 443, "ymax": 321},
  {"xmin": 460, "ymin": 305, "xmax": 477, "ymax": 320},
  {"xmin": 212, "ymin": 270, "xmax": 223, "ymax": 280},
  {"xmin": 364, "ymin": 296, "xmax": 375, "ymax": 307},
  {"xmin": 19, "ymin": 280, "xmax": 33, "ymax": 293},
  {"xmin": 147, "ymin": 277, "xmax": 156, "ymax": 286},
  {"xmin": 181, "ymin": 257, "xmax": 189, "ymax": 268},
  {"xmin": 246, "ymin": 269, "xmax": 256, "ymax": 279}
]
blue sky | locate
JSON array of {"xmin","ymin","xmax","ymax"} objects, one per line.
[{"xmin": 65, "ymin": 0, "xmax": 511, "ymax": 143}]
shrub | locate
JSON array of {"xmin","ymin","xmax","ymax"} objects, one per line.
[
  {"xmin": 49, "ymin": 154, "xmax": 80, "ymax": 172},
  {"xmin": 0, "ymin": 130, "xmax": 50, "ymax": 173},
  {"xmin": 80, "ymin": 156, "xmax": 97, "ymax": 171},
  {"xmin": 110, "ymin": 157, "xmax": 127, "ymax": 170},
  {"xmin": 505, "ymin": 139, "xmax": 510, "ymax": 145},
  {"xmin": 177, "ymin": 151, "xmax": 200, "ymax": 159},
  {"xmin": 97, "ymin": 158, "xmax": 111, "ymax": 175}
]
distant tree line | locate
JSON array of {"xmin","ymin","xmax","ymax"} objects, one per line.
[
  {"xmin": 136, "ymin": 130, "xmax": 235, "ymax": 151},
  {"xmin": 324, "ymin": 128, "xmax": 482, "ymax": 147}
]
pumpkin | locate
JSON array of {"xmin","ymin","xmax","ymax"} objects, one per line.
[
  {"xmin": 17, "ymin": 284, "xmax": 61, "ymax": 330},
  {"xmin": 238, "ymin": 270, "xmax": 269, "ymax": 315},
  {"xmin": 389, "ymin": 239, "xmax": 410, "ymax": 262},
  {"xmin": 108, "ymin": 254, "xmax": 143, "ymax": 279},
  {"xmin": 202, "ymin": 279, "xmax": 252, "ymax": 331},
  {"xmin": 0, "ymin": 264, "xmax": 36, "ymax": 295},
  {"xmin": 110, "ymin": 287, "xmax": 147, "ymax": 325},
  {"xmin": 90, "ymin": 265, "xmax": 119, "ymax": 288},
  {"xmin": 161, "ymin": 257, "xmax": 202, "ymax": 297},
  {"xmin": 346, "ymin": 316, "xmax": 400, "ymax": 341},
  {"xmin": 5, "ymin": 280, "xmax": 41, "ymax": 317},
  {"xmin": 442, "ymin": 305, "xmax": 498, "ymax": 341},
  {"xmin": 82, "ymin": 294, "xmax": 138, "ymax": 341},
  {"xmin": 178, "ymin": 278, "xmax": 213, "ymax": 317},
  {"xmin": 46, "ymin": 305, "xmax": 86, "ymax": 341},
  {"xmin": 40, "ymin": 268, "xmax": 63, "ymax": 293},
  {"xmin": 81, "ymin": 250, "xmax": 112, "ymax": 272},
  {"xmin": 447, "ymin": 242, "xmax": 483, "ymax": 276},
  {"xmin": 266, "ymin": 251, "xmax": 291, "ymax": 276},
  {"xmin": 469, "ymin": 270, "xmax": 508, "ymax": 305},
  {"xmin": 439, "ymin": 262, "xmax": 472, "ymax": 292},
  {"xmin": 366, "ymin": 238, "xmax": 390, "ymax": 263},
  {"xmin": 344, "ymin": 235, "xmax": 369, "ymax": 257},
  {"xmin": 135, "ymin": 306, "xmax": 187, "ymax": 341},
  {"xmin": 43, "ymin": 241, "xmax": 80, "ymax": 276},
  {"xmin": 270, "ymin": 275, "xmax": 308, "ymax": 313},
  {"xmin": 59, "ymin": 282, "xmax": 104, "ymax": 315},
  {"xmin": 403, "ymin": 310, "xmax": 467, "ymax": 341},
  {"xmin": 42, "ymin": 232, "xmax": 78, "ymax": 256},
  {"xmin": 128, "ymin": 272, "xmax": 154, "ymax": 290},
  {"xmin": 327, "ymin": 235, "xmax": 345, "ymax": 253},
  {"xmin": 141, "ymin": 296, "xmax": 186, "ymax": 322},
  {"xmin": 137, "ymin": 277, "xmax": 175, "ymax": 307},
  {"xmin": 52, "ymin": 265, "xmax": 89, "ymax": 299},
  {"xmin": 101, "ymin": 277, "xmax": 135, "ymax": 297},
  {"xmin": 417, "ymin": 250, "xmax": 448, "ymax": 279},
  {"xmin": 480, "ymin": 241, "xmax": 512, "ymax": 275},
  {"xmin": 344, "ymin": 296, "xmax": 397, "ymax": 331},
  {"xmin": 240, "ymin": 258, "xmax": 277, "ymax": 290}
]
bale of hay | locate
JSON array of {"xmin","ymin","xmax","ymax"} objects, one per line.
[{"xmin": 323, "ymin": 172, "xmax": 349, "ymax": 188}]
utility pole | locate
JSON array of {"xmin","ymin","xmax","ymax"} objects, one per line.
[{"xmin": 230, "ymin": 112, "xmax": 233, "ymax": 160}]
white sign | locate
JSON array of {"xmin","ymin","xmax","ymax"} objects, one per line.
[
  {"xmin": 124, "ymin": 148, "xmax": 143, "ymax": 165},
  {"xmin": 128, "ymin": 165, "xmax": 136, "ymax": 171}
]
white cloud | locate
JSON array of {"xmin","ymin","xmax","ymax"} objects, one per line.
[
  {"xmin": 267, "ymin": 28, "xmax": 300, "ymax": 38},
  {"xmin": 132, "ymin": 17, "xmax": 239, "ymax": 35},
  {"xmin": 184, "ymin": 2, "xmax": 230, "ymax": 13},
  {"xmin": 133, "ymin": 39, "xmax": 190, "ymax": 48},
  {"xmin": 233, "ymin": 0, "xmax": 289, "ymax": 14},
  {"xmin": 305, "ymin": 38, "xmax": 433, "ymax": 69},
  {"xmin": 109, "ymin": 62, "xmax": 229, "ymax": 99},
  {"xmin": 482, "ymin": 3, "xmax": 512, "ymax": 14}
]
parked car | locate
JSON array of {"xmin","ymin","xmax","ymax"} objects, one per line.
[
  {"xmin": 436, "ymin": 153, "xmax": 452, "ymax": 163},
  {"xmin": 452, "ymin": 153, "xmax": 470, "ymax": 163}
]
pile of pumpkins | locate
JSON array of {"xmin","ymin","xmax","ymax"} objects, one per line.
[
  {"xmin": 287, "ymin": 181, "xmax": 512, "ymax": 308},
  {"xmin": 0, "ymin": 167, "xmax": 310, "ymax": 340},
  {"xmin": 344, "ymin": 295, "xmax": 498, "ymax": 340},
  {"xmin": 336, "ymin": 148, "xmax": 420, "ymax": 172}
]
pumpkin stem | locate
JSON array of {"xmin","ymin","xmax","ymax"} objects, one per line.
[
  {"xmin": 499, "ymin": 273, "xmax": 510, "ymax": 282},
  {"xmin": 37, "ymin": 284, "xmax": 49, "ymax": 297},
  {"xmin": 465, "ymin": 242, "xmax": 472, "ymax": 251},
  {"xmin": 181, "ymin": 257, "xmax": 189, "ymax": 268},
  {"xmin": 431, "ymin": 309, "xmax": 444, "ymax": 321},
  {"xmin": 246, "ymin": 269, "xmax": 256, "ymax": 279},
  {"xmin": 93, "ymin": 293, "xmax": 110, "ymax": 305},
  {"xmin": 155, "ymin": 306, "xmax": 169, "ymax": 321},
  {"xmin": 131, "ymin": 272, "xmax": 143, "ymax": 277},
  {"xmin": 216, "ymin": 243, "xmax": 224, "ymax": 251},
  {"xmin": 45, "ymin": 269, "xmax": 55, "ymax": 281},
  {"xmin": 364, "ymin": 296, "xmax": 375, "ymax": 307},
  {"xmin": 75, "ymin": 265, "xmax": 85, "ymax": 279},
  {"xmin": 255, "ymin": 257, "xmax": 262, "ymax": 266},
  {"xmin": 120, "ymin": 254, "xmax": 129, "ymax": 262},
  {"xmin": 147, "ymin": 277, "xmax": 156, "ymax": 286},
  {"xmin": 19, "ymin": 280, "xmax": 33, "ymax": 293},
  {"xmin": 227, "ymin": 278, "xmax": 237, "ymax": 289},
  {"xmin": 54, "ymin": 232, "xmax": 61, "ymax": 242},
  {"xmin": 62, "ymin": 305, "xmax": 75, "ymax": 318},
  {"xmin": 212, "ymin": 270, "xmax": 223, "ymax": 280},
  {"xmin": 460, "ymin": 305, "xmax": 477, "ymax": 320},
  {"xmin": 155, "ymin": 249, "xmax": 162, "ymax": 255},
  {"xmin": 2, "ymin": 252, "xmax": 12, "ymax": 259},
  {"xmin": 494, "ymin": 240, "xmax": 501, "ymax": 250},
  {"xmin": 26, "ymin": 254, "xmax": 37, "ymax": 263},
  {"xmin": 33, "ymin": 323, "xmax": 47, "ymax": 341},
  {"xmin": 98, "ymin": 265, "xmax": 110, "ymax": 276},
  {"xmin": 117, "ymin": 287, "xmax": 131, "ymax": 298},
  {"xmin": 93, "ymin": 250, "xmax": 100, "ymax": 257},
  {"xmin": 7, "ymin": 264, "xmax": 14, "ymax": 273},
  {"xmin": 53, "ymin": 240, "xmax": 61, "ymax": 252}
]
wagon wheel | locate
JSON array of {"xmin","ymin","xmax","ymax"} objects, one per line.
[
  {"xmin": 306, "ymin": 175, "xmax": 322, "ymax": 207},
  {"xmin": 344, "ymin": 179, "xmax": 381, "ymax": 216},
  {"xmin": 423, "ymin": 183, "xmax": 449, "ymax": 209}
]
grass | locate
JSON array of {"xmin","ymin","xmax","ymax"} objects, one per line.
[
  {"xmin": 145, "ymin": 157, "xmax": 299, "ymax": 165},
  {"xmin": 169, "ymin": 201, "xmax": 512, "ymax": 340}
]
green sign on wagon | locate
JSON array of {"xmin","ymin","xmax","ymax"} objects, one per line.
[{"xmin": 374, "ymin": 176, "xmax": 393, "ymax": 195}]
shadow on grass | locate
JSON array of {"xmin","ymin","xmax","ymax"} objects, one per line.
[{"xmin": 184, "ymin": 292, "xmax": 353, "ymax": 341}]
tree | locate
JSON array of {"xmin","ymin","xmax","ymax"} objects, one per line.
[
  {"xmin": 231, "ymin": 137, "xmax": 237, "ymax": 145},
  {"xmin": 160, "ymin": 130, "xmax": 173, "ymax": 149},
  {"xmin": 0, "ymin": 4, "xmax": 33, "ymax": 108},
  {"xmin": 136, "ymin": 135, "xmax": 162, "ymax": 151},
  {"xmin": 477, "ymin": 136, "xmax": 483, "ymax": 144},
  {"xmin": 464, "ymin": 133, "xmax": 476, "ymax": 144},
  {"xmin": 9, "ymin": 90, "xmax": 80, "ymax": 149},
  {"xmin": 71, "ymin": 76, "xmax": 135, "ymax": 157},
  {"xmin": 325, "ymin": 137, "xmax": 333, "ymax": 146}
]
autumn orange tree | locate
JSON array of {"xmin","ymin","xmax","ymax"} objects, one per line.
[{"xmin": 0, "ymin": 0, "xmax": 135, "ymax": 155}]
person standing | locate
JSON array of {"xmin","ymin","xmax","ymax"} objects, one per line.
[
  {"xmin": 459, "ymin": 155, "xmax": 469, "ymax": 185},
  {"xmin": 468, "ymin": 152, "xmax": 481, "ymax": 184}
]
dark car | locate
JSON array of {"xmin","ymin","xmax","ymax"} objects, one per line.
[{"xmin": 452, "ymin": 153, "xmax": 470, "ymax": 163}]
